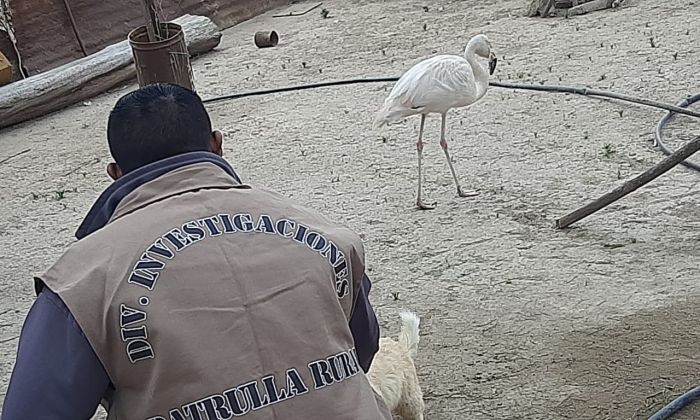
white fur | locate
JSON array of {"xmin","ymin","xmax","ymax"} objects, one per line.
[{"xmin": 367, "ymin": 311, "xmax": 425, "ymax": 420}]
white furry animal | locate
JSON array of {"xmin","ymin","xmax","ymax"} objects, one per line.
[
  {"xmin": 373, "ymin": 34, "xmax": 497, "ymax": 210},
  {"xmin": 367, "ymin": 311, "xmax": 424, "ymax": 420}
]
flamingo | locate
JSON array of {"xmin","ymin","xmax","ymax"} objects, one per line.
[{"xmin": 373, "ymin": 34, "xmax": 497, "ymax": 210}]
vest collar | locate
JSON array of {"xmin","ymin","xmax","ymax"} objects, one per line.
[{"xmin": 75, "ymin": 152, "xmax": 243, "ymax": 240}]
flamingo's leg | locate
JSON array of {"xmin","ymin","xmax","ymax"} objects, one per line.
[
  {"xmin": 416, "ymin": 114, "xmax": 436, "ymax": 210},
  {"xmin": 439, "ymin": 113, "xmax": 479, "ymax": 198}
]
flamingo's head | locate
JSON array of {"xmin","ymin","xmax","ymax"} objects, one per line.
[{"xmin": 468, "ymin": 34, "xmax": 497, "ymax": 75}]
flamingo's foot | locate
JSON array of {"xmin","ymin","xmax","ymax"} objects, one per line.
[
  {"xmin": 417, "ymin": 198, "xmax": 437, "ymax": 210},
  {"xmin": 457, "ymin": 187, "xmax": 479, "ymax": 198}
]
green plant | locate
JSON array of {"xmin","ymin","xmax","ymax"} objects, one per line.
[{"xmin": 602, "ymin": 144, "xmax": 616, "ymax": 158}]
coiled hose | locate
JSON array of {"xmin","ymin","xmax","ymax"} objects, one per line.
[{"xmin": 654, "ymin": 93, "xmax": 700, "ymax": 173}]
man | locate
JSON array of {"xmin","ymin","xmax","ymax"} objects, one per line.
[{"xmin": 2, "ymin": 84, "xmax": 391, "ymax": 420}]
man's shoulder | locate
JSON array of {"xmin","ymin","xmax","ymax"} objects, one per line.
[
  {"xmin": 244, "ymin": 186, "xmax": 340, "ymax": 224},
  {"xmin": 38, "ymin": 229, "xmax": 115, "ymax": 287}
]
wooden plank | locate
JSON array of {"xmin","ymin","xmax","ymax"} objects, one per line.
[
  {"xmin": 0, "ymin": 14, "xmax": 221, "ymax": 130},
  {"xmin": 556, "ymin": 135, "xmax": 700, "ymax": 228},
  {"xmin": 566, "ymin": 0, "xmax": 614, "ymax": 16}
]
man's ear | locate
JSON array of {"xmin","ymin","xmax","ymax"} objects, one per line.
[
  {"xmin": 107, "ymin": 162, "xmax": 123, "ymax": 180},
  {"xmin": 209, "ymin": 130, "xmax": 223, "ymax": 157}
]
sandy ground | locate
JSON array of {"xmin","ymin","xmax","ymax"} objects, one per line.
[{"xmin": 1, "ymin": 0, "xmax": 700, "ymax": 418}]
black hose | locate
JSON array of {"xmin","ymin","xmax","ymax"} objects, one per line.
[
  {"xmin": 201, "ymin": 77, "xmax": 400, "ymax": 104},
  {"xmin": 654, "ymin": 93, "xmax": 700, "ymax": 172},
  {"xmin": 649, "ymin": 385, "xmax": 700, "ymax": 420}
]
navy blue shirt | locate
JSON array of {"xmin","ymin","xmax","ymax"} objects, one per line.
[
  {"xmin": 2, "ymin": 289, "xmax": 110, "ymax": 419},
  {"xmin": 1, "ymin": 153, "xmax": 381, "ymax": 419}
]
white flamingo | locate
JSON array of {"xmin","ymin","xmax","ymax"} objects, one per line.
[{"xmin": 373, "ymin": 34, "xmax": 497, "ymax": 210}]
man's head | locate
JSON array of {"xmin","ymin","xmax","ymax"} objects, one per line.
[{"xmin": 106, "ymin": 83, "xmax": 223, "ymax": 179}]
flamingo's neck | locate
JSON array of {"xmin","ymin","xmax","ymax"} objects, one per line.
[{"xmin": 465, "ymin": 46, "xmax": 489, "ymax": 99}]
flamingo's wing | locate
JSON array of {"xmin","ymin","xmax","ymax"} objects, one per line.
[
  {"xmin": 381, "ymin": 60, "xmax": 433, "ymax": 109},
  {"xmin": 374, "ymin": 55, "xmax": 478, "ymax": 126},
  {"xmin": 374, "ymin": 58, "xmax": 445, "ymax": 123},
  {"xmin": 406, "ymin": 56, "xmax": 478, "ymax": 110}
]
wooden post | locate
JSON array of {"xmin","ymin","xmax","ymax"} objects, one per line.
[
  {"xmin": 141, "ymin": 0, "xmax": 160, "ymax": 41},
  {"xmin": 556, "ymin": 135, "xmax": 700, "ymax": 229}
]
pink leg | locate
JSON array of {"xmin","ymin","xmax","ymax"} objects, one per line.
[
  {"xmin": 416, "ymin": 114, "xmax": 435, "ymax": 210},
  {"xmin": 440, "ymin": 113, "xmax": 479, "ymax": 198}
]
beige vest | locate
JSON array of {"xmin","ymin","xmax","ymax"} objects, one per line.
[{"xmin": 39, "ymin": 163, "xmax": 391, "ymax": 420}]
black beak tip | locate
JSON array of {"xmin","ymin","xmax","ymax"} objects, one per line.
[{"xmin": 489, "ymin": 57, "xmax": 497, "ymax": 75}]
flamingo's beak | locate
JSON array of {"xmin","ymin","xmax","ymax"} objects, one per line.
[{"xmin": 488, "ymin": 52, "xmax": 497, "ymax": 75}]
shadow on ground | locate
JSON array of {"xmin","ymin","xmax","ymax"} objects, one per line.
[{"xmin": 551, "ymin": 297, "xmax": 700, "ymax": 419}]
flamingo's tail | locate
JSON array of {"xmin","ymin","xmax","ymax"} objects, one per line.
[{"xmin": 372, "ymin": 100, "xmax": 417, "ymax": 130}]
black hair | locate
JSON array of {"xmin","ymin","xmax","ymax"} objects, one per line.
[{"xmin": 107, "ymin": 83, "xmax": 212, "ymax": 173}]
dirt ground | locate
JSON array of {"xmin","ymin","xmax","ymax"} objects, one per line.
[{"xmin": 1, "ymin": 0, "xmax": 700, "ymax": 418}]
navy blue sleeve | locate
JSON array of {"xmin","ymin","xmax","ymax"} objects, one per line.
[
  {"xmin": 349, "ymin": 274, "xmax": 380, "ymax": 373},
  {"xmin": 2, "ymin": 289, "xmax": 110, "ymax": 420}
]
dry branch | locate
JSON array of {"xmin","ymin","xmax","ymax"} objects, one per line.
[
  {"xmin": 0, "ymin": 14, "xmax": 221, "ymax": 130},
  {"xmin": 0, "ymin": 148, "xmax": 29, "ymax": 164},
  {"xmin": 556, "ymin": 135, "xmax": 700, "ymax": 229}
]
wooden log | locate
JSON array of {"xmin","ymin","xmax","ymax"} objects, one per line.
[
  {"xmin": 566, "ymin": 0, "xmax": 614, "ymax": 17},
  {"xmin": 555, "ymin": 135, "xmax": 700, "ymax": 229},
  {"xmin": 0, "ymin": 14, "xmax": 221, "ymax": 130}
]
